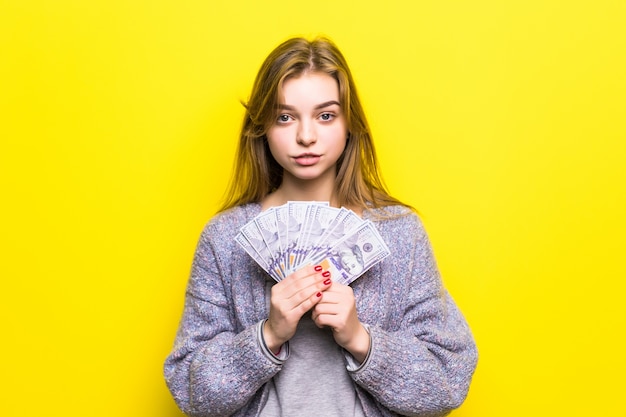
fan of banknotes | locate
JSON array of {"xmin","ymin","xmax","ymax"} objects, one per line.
[{"xmin": 235, "ymin": 201, "xmax": 390, "ymax": 285}]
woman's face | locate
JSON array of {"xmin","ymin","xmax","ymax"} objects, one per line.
[{"xmin": 266, "ymin": 72, "xmax": 348, "ymax": 186}]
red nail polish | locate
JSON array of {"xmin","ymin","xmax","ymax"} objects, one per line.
[
  {"xmin": 314, "ymin": 265, "xmax": 323, "ymax": 272},
  {"xmin": 316, "ymin": 292, "xmax": 322, "ymax": 297},
  {"xmin": 323, "ymin": 278, "xmax": 331, "ymax": 285},
  {"xmin": 322, "ymin": 271, "xmax": 331, "ymax": 278}
]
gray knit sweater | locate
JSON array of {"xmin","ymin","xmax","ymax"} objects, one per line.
[{"xmin": 164, "ymin": 203, "xmax": 478, "ymax": 417}]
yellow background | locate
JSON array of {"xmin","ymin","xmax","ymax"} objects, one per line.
[{"xmin": 1, "ymin": 1, "xmax": 625, "ymax": 416}]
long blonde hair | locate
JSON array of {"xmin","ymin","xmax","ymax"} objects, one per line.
[{"xmin": 219, "ymin": 36, "xmax": 410, "ymax": 213}]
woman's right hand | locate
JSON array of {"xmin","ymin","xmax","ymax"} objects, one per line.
[{"xmin": 263, "ymin": 264, "xmax": 332, "ymax": 353}]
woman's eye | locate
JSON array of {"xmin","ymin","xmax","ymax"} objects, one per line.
[
  {"xmin": 320, "ymin": 113, "xmax": 334, "ymax": 121},
  {"xmin": 278, "ymin": 114, "xmax": 291, "ymax": 123}
]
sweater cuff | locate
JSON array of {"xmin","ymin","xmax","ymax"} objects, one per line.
[
  {"xmin": 345, "ymin": 323, "xmax": 372, "ymax": 372},
  {"xmin": 257, "ymin": 319, "xmax": 289, "ymax": 365}
]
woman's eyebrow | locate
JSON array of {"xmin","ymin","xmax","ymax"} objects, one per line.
[
  {"xmin": 314, "ymin": 100, "xmax": 341, "ymax": 109},
  {"xmin": 277, "ymin": 100, "xmax": 341, "ymax": 111}
]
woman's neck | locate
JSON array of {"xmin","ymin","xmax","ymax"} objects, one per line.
[{"xmin": 262, "ymin": 175, "xmax": 337, "ymax": 210}]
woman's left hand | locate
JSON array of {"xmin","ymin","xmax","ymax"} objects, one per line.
[{"xmin": 311, "ymin": 282, "xmax": 370, "ymax": 363}]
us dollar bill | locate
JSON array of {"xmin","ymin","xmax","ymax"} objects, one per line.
[
  {"xmin": 273, "ymin": 205, "xmax": 290, "ymax": 278},
  {"xmin": 235, "ymin": 232, "xmax": 272, "ymax": 277},
  {"xmin": 307, "ymin": 220, "xmax": 390, "ymax": 285},
  {"xmin": 254, "ymin": 208, "xmax": 285, "ymax": 280},
  {"xmin": 239, "ymin": 218, "xmax": 280, "ymax": 281},
  {"xmin": 301, "ymin": 208, "xmax": 362, "ymax": 264},
  {"xmin": 285, "ymin": 201, "xmax": 327, "ymax": 274}
]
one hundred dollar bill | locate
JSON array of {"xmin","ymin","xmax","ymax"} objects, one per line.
[
  {"xmin": 239, "ymin": 218, "xmax": 280, "ymax": 281},
  {"xmin": 254, "ymin": 208, "xmax": 285, "ymax": 280},
  {"xmin": 307, "ymin": 220, "xmax": 390, "ymax": 285}
]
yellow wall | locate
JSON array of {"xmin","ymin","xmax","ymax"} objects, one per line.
[{"xmin": 2, "ymin": 1, "xmax": 625, "ymax": 416}]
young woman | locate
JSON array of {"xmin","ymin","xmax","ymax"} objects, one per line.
[{"xmin": 164, "ymin": 36, "xmax": 477, "ymax": 417}]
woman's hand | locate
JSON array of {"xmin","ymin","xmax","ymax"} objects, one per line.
[
  {"xmin": 311, "ymin": 282, "xmax": 370, "ymax": 363},
  {"xmin": 264, "ymin": 264, "xmax": 332, "ymax": 353}
]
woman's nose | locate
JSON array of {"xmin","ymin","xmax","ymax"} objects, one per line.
[{"xmin": 296, "ymin": 122, "xmax": 316, "ymax": 146}]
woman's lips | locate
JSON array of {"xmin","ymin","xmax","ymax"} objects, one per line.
[{"xmin": 293, "ymin": 154, "xmax": 321, "ymax": 166}]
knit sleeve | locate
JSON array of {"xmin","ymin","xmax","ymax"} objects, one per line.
[
  {"xmin": 349, "ymin": 213, "xmax": 478, "ymax": 416},
  {"xmin": 163, "ymin": 219, "xmax": 280, "ymax": 417}
]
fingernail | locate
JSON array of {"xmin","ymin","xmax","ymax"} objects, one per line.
[
  {"xmin": 314, "ymin": 265, "xmax": 323, "ymax": 272},
  {"xmin": 322, "ymin": 271, "xmax": 331, "ymax": 278},
  {"xmin": 316, "ymin": 292, "xmax": 322, "ymax": 297},
  {"xmin": 323, "ymin": 278, "xmax": 331, "ymax": 285}
]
